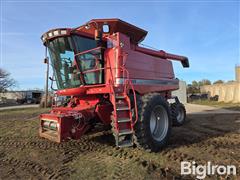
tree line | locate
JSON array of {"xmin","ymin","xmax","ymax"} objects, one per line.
[{"xmin": 187, "ymin": 79, "xmax": 230, "ymax": 94}]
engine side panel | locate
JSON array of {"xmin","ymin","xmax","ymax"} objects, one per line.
[{"xmin": 106, "ymin": 33, "xmax": 179, "ymax": 94}]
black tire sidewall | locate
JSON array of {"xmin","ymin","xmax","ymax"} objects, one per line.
[
  {"xmin": 171, "ymin": 103, "xmax": 186, "ymax": 126},
  {"xmin": 134, "ymin": 94, "xmax": 172, "ymax": 152},
  {"xmin": 177, "ymin": 104, "xmax": 186, "ymax": 124}
]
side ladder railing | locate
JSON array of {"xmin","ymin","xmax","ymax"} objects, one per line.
[
  {"xmin": 75, "ymin": 46, "xmax": 138, "ymax": 147},
  {"xmin": 107, "ymin": 52, "xmax": 138, "ymax": 147}
]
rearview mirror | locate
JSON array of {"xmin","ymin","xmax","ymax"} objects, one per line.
[
  {"xmin": 49, "ymin": 77, "xmax": 55, "ymax": 81},
  {"xmin": 43, "ymin": 57, "xmax": 49, "ymax": 64},
  {"xmin": 94, "ymin": 29, "xmax": 102, "ymax": 41},
  {"xmin": 95, "ymin": 29, "xmax": 103, "ymax": 46}
]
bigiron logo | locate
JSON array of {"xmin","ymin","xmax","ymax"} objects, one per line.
[{"xmin": 181, "ymin": 161, "xmax": 237, "ymax": 179}]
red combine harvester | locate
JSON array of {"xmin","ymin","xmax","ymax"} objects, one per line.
[{"xmin": 40, "ymin": 19, "xmax": 189, "ymax": 152}]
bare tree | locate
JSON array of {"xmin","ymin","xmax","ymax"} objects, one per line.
[{"xmin": 0, "ymin": 68, "xmax": 16, "ymax": 92}]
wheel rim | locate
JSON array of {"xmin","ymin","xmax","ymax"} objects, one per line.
[
  {"xmin": 176, "ymin": 107, "xmax": 184, "ymax": 123},
  {"xmin": 150, "ymin": 105, "xmax": 169, "ymax": 142}
]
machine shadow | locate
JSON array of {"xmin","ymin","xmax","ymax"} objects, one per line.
[
  {"xmin": 168, "ymin": 112, "xmax": 240, "ymax": 149},
  {"xmin": 90, "ymin": 112, "xmax": 240, "ymax": 151},
  {"xmin": 87, "ymin": 125, "xmax": 116, "ymax": 146}
]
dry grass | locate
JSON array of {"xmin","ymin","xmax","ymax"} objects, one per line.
[{"xmin": 191, "ymin": 100, "xmax": 240, "ymax": 111}]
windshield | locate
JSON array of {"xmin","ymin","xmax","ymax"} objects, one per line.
[
  {"xmin": 73, "ymin": 35, "xmax": 103, "ymax": 85},
  {"xmin": 48, "ymin": 37, "xmax": 80, "ymax": 89},
  {"xmin": 47, "ymin": 35, "xmax": 102, "ymax": 90}
]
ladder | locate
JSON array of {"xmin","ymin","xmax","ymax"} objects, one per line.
[
  {"xmin": 111, "ymin": 88, "xmax": 134, "ymax": 147},
  {"xmin": 108, "ymin": 48, "xmax": 138, "ymax": 147}
]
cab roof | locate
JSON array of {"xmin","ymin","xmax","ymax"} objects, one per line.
[
  {"xmin": 41, "ymin": 19, "xmax": 148, "ymax": 44},
  {"xmin": 79, "ymin": 18, "xmax": 148, "ymax": 44}
]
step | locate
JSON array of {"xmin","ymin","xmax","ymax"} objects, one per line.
[
  {"xmin": 116, "ymin": 106, "xmax": 129, "ymax": 111},
  {"xmin": 118, "ymin": 140, "xmax": 133, "ymax": 148},
  {"xmin": 116, "ymin": 101, "xmax": 127, "ymax": 105},
  {"xmin": 115, "ymin": 95, "xmax": 125, "ymax": 99},
  {"xmin": 117, "ymin": 118, "xmax": 131, "ymax": 123},
  {"xmin": 119, "ymin": 129, "xmax": 133, "ymax": 136}
]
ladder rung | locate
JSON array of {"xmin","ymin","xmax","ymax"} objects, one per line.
[
  {"xmin": 118, "ymin": 118, "xmax": 131, "ymax": 123},
  {"xmin": 116, "ymin": 106, "xmax": 129, "ymax": 111},
  {"xmin": 118, "ymin": 140, "xmax": 133, "ymax": 147},
  {"xmin": 119, "ymin": 129, "xmax": 133, "ymax": 136},
  {"xmin": 115, "ymin": 95, "xmax": 125, "ymax": 99}
]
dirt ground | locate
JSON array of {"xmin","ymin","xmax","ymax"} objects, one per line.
[{"xmin": 0, "ymin": 106, "xmax": 239, "ymax": 179}]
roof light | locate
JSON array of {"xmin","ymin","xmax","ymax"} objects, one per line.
[
  {"xmin": 53, "ymin": 30, "xmax": 59, "ymax": 36},
  {"xmin": 85, "ymin": 24, "xmax": 90, "ymax": 29},
  {"xmin": 60, "ymin": 30, "xmax": 67, "ymax": 35},
  {"xmin": 41, "ymin": 29, "xmax": 69, "ymax": 43},
  {"xmin": 48, "ymin": 32, "xmax": 53, "ymax": 37},
  {"xmin": 41, "ymin": 34, "xmax": 47, "ymax": 42}
]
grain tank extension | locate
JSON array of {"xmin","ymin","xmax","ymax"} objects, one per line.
[{"xmin": 40, "ymin": 19, "xmax": 189, "ymax": 152}]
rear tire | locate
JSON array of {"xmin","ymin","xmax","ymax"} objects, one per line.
[
  {"xmin": 133, "ymin": 93, "xmax": 172, "ymax": 152},
  {"xmin": 171, "ymin": 102, "xmax": 186, "ymax": 126}
]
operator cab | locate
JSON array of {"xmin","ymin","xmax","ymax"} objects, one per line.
[
  {"xmin": 41, "ymin": 19, "xmax": 148, "ymax": 93},
  {"xmin": 41, "ymin": 28, "xmax": 106, "ymax": 91},
  {"xmin": 48, "ymin": 35, "xmax": 104, "ymax": 89}
]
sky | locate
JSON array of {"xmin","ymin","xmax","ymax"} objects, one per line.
[{"xmin": 0, "ymin": 0, "xmax": 239, "ymax": 90}]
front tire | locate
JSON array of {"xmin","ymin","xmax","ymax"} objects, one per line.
[{"xmin": 133, "ymin": 93, "xmax": 172, "ymax": 152}]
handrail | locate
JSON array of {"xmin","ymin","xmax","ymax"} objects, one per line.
[
  {"xmin": 121, "ymin": 66, "xmax": 138, "ymax": 125},
  {"xmin": 74, "ymin": 46, "xmax": 138, "ymax": 125},
  {"xmin": 111, "ymin": 49, "xmax": 138, "ymax": 125},
  {"xmin": 74, "ymin": 47, "xmax": 104, "ymax": 57},
  {"xmin": 81, "ymin": 67, "xmax": 105, "ymax": 74},
  {"xmin": 108, "ymin": 54, "xmax": 119, "ymax": 130}
]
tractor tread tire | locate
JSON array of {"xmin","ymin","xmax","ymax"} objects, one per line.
[
  {"xmin": 133, "ymin": 93, "xmax": 172, "ymax": 152},
  {"xmin": 171, "ymin": 102, "xmax": 186, "ymax": 126}
]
